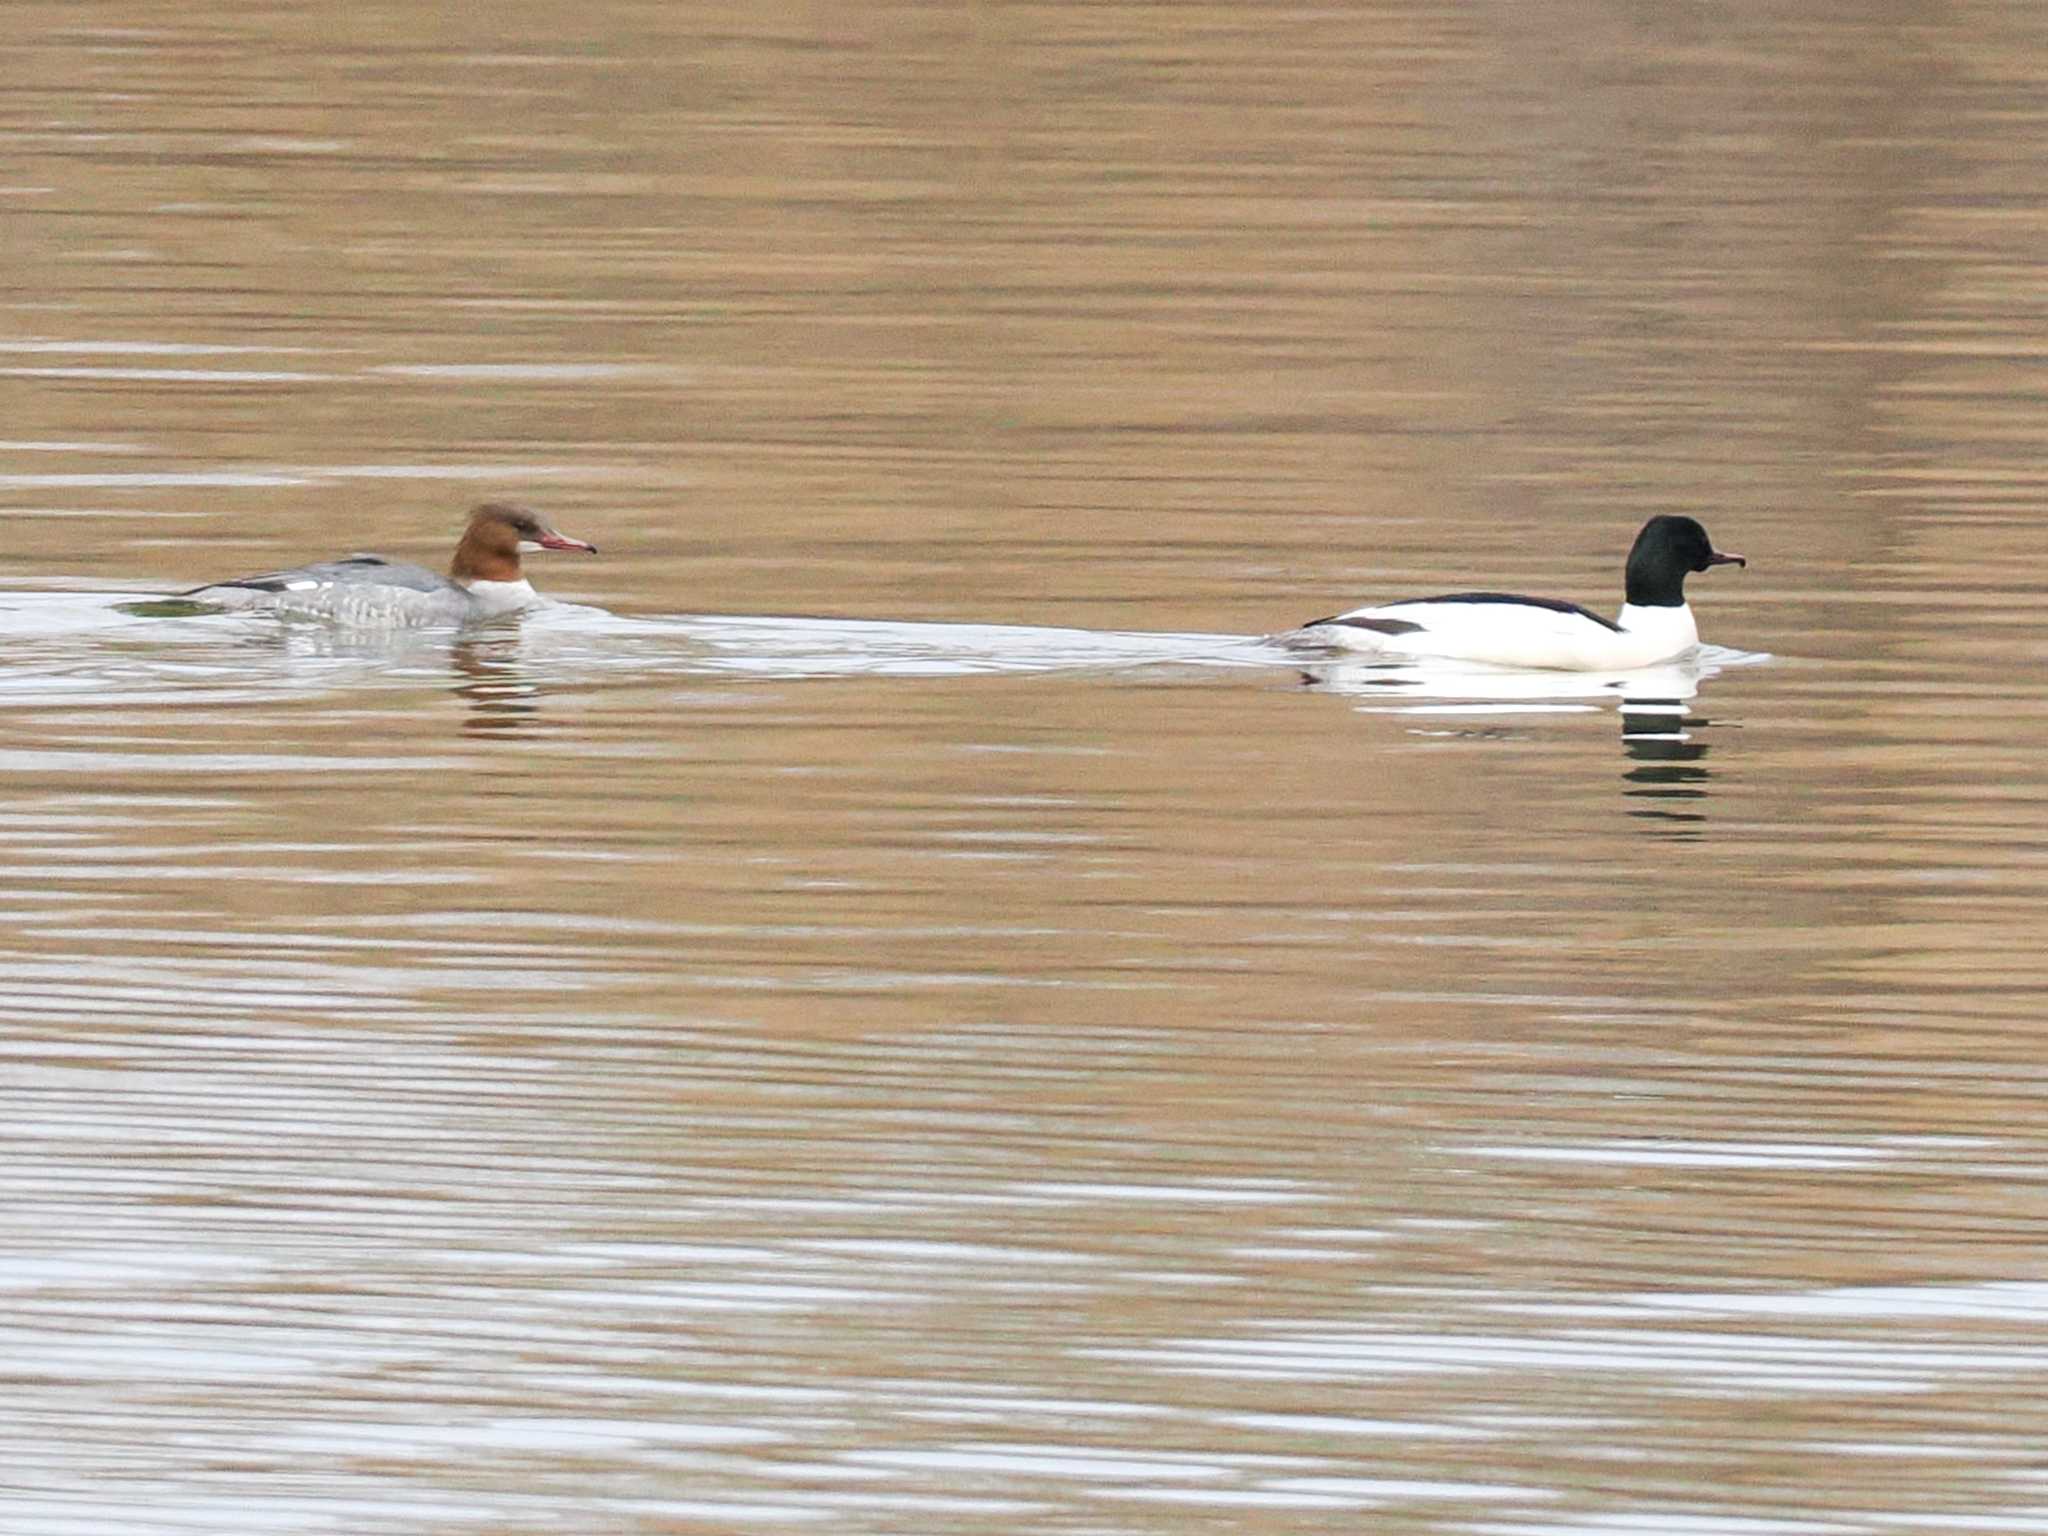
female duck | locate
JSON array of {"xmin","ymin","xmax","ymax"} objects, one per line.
[
  {"xmin": 1281, "ymin": 515, "xmax": 1745, "ymax": 671},
  {"xmin": 184, "ymin": 502, "xmax": 598, "ymax": 625}
]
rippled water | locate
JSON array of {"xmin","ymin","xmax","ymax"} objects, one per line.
[{"xmin": 6, "ymin": 3, "xmax": 2048, "ymax": 1534}]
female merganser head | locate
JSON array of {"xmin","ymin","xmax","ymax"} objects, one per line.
[
  {"xmin": 449, "ymin": 502, "xmax": 599, "ymax": 585},
  {"xmin": 180, "ymin": 501, "xmax": 600, "ymax": 625},
  {"xmin": 1279, "ymin": 515, "xmax": 1747, "ymax": 672}
]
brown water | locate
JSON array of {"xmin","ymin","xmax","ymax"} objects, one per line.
[{"xmin": 5, "ymin": 3, "xmax": 2048, "ymax": 1533}]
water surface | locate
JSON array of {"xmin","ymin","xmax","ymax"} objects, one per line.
[{"xmin": 5, "ymin": 3, "xmax": 2048, "ymax": 1534}]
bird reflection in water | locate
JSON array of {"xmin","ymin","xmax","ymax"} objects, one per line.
[
  {"xmin": 450, "ymin": 632, "xmax": 543, "ymax": 734},
  {"xmin": 1299, "ymin": 656, "xmax": 1739, "ymax": 827},
  {"xmin": 1620, "ymin": 691, "xmax": 1714, "ymax": 831}
]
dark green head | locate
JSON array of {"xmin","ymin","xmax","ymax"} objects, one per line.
[{"xmin": 1624, "ymin": 515, "xmax": 1745, "ymax": 608}]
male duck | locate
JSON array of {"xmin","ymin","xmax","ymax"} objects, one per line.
[{"xmin": 1280, "ymin": 515, "xmax": 1745, "ymax": 671}]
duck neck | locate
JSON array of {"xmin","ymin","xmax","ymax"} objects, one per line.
[
  {"xmin": 1624, "ymin": 552, "xmax": 1687, "ymax": 608},
  {"xmin": 1616, "ymin": 601, "xmax": 1698, "ymax": 656},
  {"xmin": 449, "ymin": 527, "xmax": 521, "ymax": 586}
]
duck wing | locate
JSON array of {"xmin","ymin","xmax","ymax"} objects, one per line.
[{"xmin": 186, "ymin": 555, "xmax": 452, "ymax": 597}]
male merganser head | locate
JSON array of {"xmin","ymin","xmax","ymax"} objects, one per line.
[
  {"xmin": 1623, "ymin": 515, "xmax": 1746, "ymax": 608},
  {"xmin": 449, "ymin": 502, "xmax": 599, "ymax": 587}
]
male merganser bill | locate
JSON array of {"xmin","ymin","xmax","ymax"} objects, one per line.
[
  {"xmin": 1278, "ymin": 515, "xmax": 1745, "ymax": 670},
  {"xmin": 183, "ymin": 502, "xmax": 598, "ymax": 624}
]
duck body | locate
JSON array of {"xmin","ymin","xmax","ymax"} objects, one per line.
[
  {"xmin": 1284, "ymin": 516, "xmax": 1743, "ymax": 672},
  {"xmin": 184, "ymin": 502, "xmax": 594, "ymax": 625}
]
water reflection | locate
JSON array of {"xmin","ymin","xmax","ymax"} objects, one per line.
[
  {"xmin": 450, "ymin": 633, "xmax": 544, "ymax": 735},
  {"xmin": 1302, "ymin": 649, "xmax": 1757, "ymax": 714},
  {"xmin": 1621, "ymin": 692, "xmax": 1715, "ymax": 831},
  {"xmin": 1299, "ymin": 650, "xmax": 1765, "ymax": 829}
]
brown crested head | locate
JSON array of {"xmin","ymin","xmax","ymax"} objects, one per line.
[{"xmin": 448, "ymin": 502, "xmax": 598, "ymax": 585}]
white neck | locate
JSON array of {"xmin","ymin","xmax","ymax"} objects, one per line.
[
  {"xmin": 460, "ymin": 577, "xmax": 539, "ymax": 616},
  {"xmin": 1615, "ymin": 602, "xmax": 1699, "ymax": 664}
]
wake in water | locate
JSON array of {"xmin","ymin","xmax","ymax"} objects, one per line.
[{"xmin": 0, "ymin": 586, "xmax": 1768, "ymax": 708}]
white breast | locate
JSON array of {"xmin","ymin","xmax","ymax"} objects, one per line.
[
  {"xmin": 460, "ymin": 579, "xmax": 541, "ymax": 617},
  {"xmin": 1609, "ymin": 603, "xmax": 1700, "ymax": 666}
]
